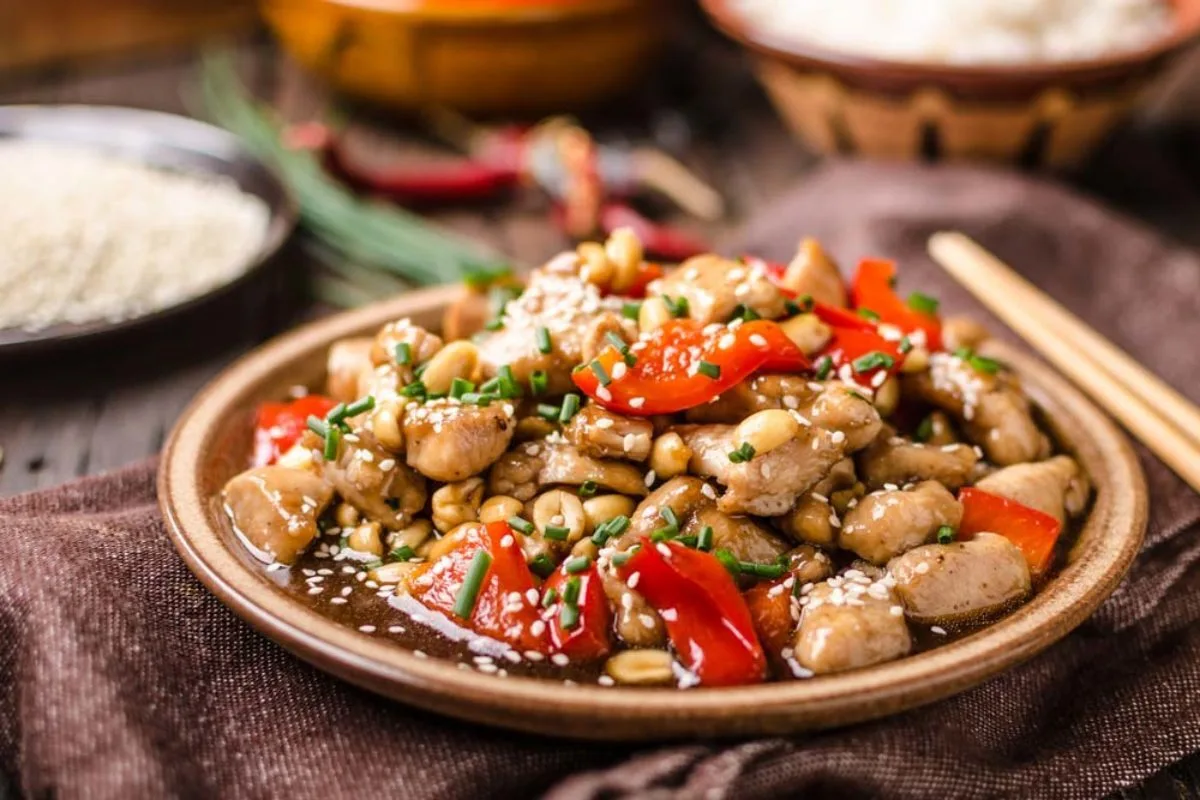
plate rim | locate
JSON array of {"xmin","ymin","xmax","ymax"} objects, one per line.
[{"xmin": 158, "ymin": 285, "xmax": 1148, "ymax": 740}]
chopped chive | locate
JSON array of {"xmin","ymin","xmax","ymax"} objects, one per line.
[
  {"xmin": 907, "ymin": 292, "xmax": 940, "ymax": 315},
  {"xmin": 413, "ymin": 363, "xmax": 429, "ymax": 380},
  {"xmin": 363, "ymin": 559, "xmax": 383, "ymax": 570},
  {"xmin": 969, "ymin": 354, "xmax": 1002, "ymax": 374},
  {"xmin": 727, "ymin": 442, "xmax": 756, "ymax": 463},
  {"xmin": 813, "ymin": 355, "xmax": 834, "ymax": 380},
  {"xmin": 535, "ymin": 326, "xmax": 553, "ymax": 355},
  {"xmin": 783, "ymin": 299, "xmax": 802, "ymax": 316},
  {"xmin": 306, "ymin": 415, "xmax": 328, "ymax": 438},
  {"xmin": 544, "ymin": 525, "xmax": 571, "ymax": 541},
  {"xmin": 400, "ymin": 381, "xmax": 427, "ymax": 398},
  {"xmin": 449, "ymin": 377, "xmax": 474, "ymax": 399},
  {"xmin": 563, "ymin": 575, "xmax": 581, "ymax": 604},
  {"xmin": 738, "ymin": 560, "xmax": 786, "ymax": 579},
  {"xmin": 676, "ymin": 535, "xmax": 699, "ymax": 548},
  {"xmin": 564, "ymin": 556, "xmax": 591, "ymax": 574},
  {"xmin": 713, "ymin": 548, "xmax": 740, "ymax": 577},
  {"xmin": 953, "ymin": 347, "xmax": 973, "ymax": 360},
  {"xmin": 325, "ymin": 402, "xmax": 348, "ymax": 424},
  {"xmin": 541, "ymin": 587, "xmax": 558, "ymax": 608},
  {"xmin": 937, "ymin": 525, "xmax": 956, "ymax": 544},
  {"xmin": 591, "ymin": 514, "xmax": 630, "ymax": 544},
  {"xmin": 650, "ymin": 526, "xmax": 678, "ymax": 542},
  {"xmin": 452, "ymin": 550, "xmax": 492, "ymax": 618},
  {"xmin": 605, "ymin": 331, "xmax": 630, "ymax": 354},
  {"xmin": 696, "ymin": 360, "xmax": 721, "ymax": 379},
  {"xmin": 559, "ymin": 393, "xmax": 581, "ymax": 423},
  {"xmin": 852, "ymin": 351, "xmax": 896, "ymax": 374},
  {"xmin": 797, "ymin": 294, "xmax": 815, "ymax": 313},
  {"xmin": 661, "ymin": 294, "xmax": 689, "ymax": 318},
  {"xmin": 858, "ymin": 308, "xmax": 881, "ymax": 322},
  {"xmin": 537, "ymin": 403, "xmax": 562, "ymax": 421},
  {"xmin": 622, "ymin": 301, "xmax": 642, "ymax": 320},
  {"xmin": 846, "ymin": 388, "xmax": 868, "ymax": 401},
  {"xmin": 323, "ymin": 425, "xmax": 341, "ymax": 460},
  {"xmin": 659, "ymin": 506, "xmax": 680, "ymax": 529},
  {"xmin": 589, "ymin": 360, "xmax": 611, "ymax": 386},
  {"xmin": 898, "ymin": 336, "xmax": 914, "ymax": 354},
  {"xmin": 914, "ymin": 415, "xmax": 934, "ymax": 443},
  {"xmin": 529, "ymin": 370, "xmax": 549, "ymax": 395},
  {"xmin": 529, "ymin": 554, "xmax": 555, "ymax": 578},
  {"xmin": 394, "ymin": 342, "xmax": 412, "ymax": 365},
  {"xmin": 560, "ymin": 578, "xmax": 581, "ymax": 630},
  {"xmin": 730, "ymin": 303, "xmax": 761, "ymax": 322},
  {"xmin": 484, "ymin": 318, "xmax": 504, "ymax": 331},
  {"xmin": 466, "ymin": 392, "xmax": 497, "ymax": 407},
  {"xmin": 345, "ymin": 395, "xmax": 376, "ymax": 417},
  {"xmin": 611, "ymin": 550, "xmax": 634, "ymax": 567},
  {"xmin": 578, "ymin": 480, "xmax": 599, "ymax": 498},
  {"xmin": 479, "ymin": 376, "xmax": 501, "ymax": 394},
  {"xmin": 697, "ymin": 525, "xmax": 714, "ymax": 551},
  {"xmin": 389, "ymin": 545, "xmax": 416, "ymax": 561},
  {"xmin": 464, "ymin": 264, "xmax": 513, "ymax": 289},
  {"xmin": 497, "ymin": 365, "xmax": 520, "ymax": 398},
  {"xmin": 507, "ymin": 516, "xmax": 534, "ymax": 535}
]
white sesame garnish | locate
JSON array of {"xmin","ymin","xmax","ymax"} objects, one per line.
[
  {"xmin": 931, "ymin": 626, "xmax": 947, "ymax": 635},
  {"xmin": 629, "ymin": 397, "xmax": 646, "ymax": 409},
  {"xmin": 359, "ymin": 625, "xmax": 376, "ymax": 633},
  {"xmin": 551, "ymin": 653, "xmax": 570, "ymax": 666}
]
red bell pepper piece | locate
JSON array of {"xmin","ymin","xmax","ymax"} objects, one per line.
[
  {"xmin": 813, "ymin": 301, "xmax": 876, "ymax": 332},
  {"xmin": 958, "ymin": 488, "xmax": 1064, "ymax": 577},
  {"xmin": 620, "ymin": 262, "xmax": 664, "ymax": 299},
  {"xmin": 600, "ymin": 204, "xmax": 709, "ymax": 261},
  {"xmin": 251, "ymin": 395, "xmax": 338, "ymax": 467},
  {"xmin": 743, "ymin": 577, "xmax": 796, "ymax": 659},
  {"xmin": 572, "ymin": 319, "xmax": 810, "ymax": 416},
  {"xmin": 614, "ymin": 539, "xmax": 767, "ymax": 687},
  {"xmin": 541, "ymin": 563, "xmax": 613, "ymax": 661},
  {"xmin": 850, "ymin": 258, "xmax": 943, "ymax": 351},
  {"xmin": 409, "ymin": 521, "xmax": 549, "ymax": 653},
  {"xmin": 811, "ymin": 301, "xmax": 905, "ymax": 385}
]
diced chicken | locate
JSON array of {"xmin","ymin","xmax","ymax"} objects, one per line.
[
  {"xmin": 784, "ymin": 544, "xmax": 834, "ymax": 586},
  {"xmin": 839, "ymin": 480, "xmax": 962, "ymax": 565},
  {"xmin": 919, "ymin": 410, "xmax": 960, "ymax": 446},
  {"xmin": 888, "ymin": 533, "xmax": 1031, "ymax": 626},
  {"xmin": 647, "ymin": 253, "xmax": 787, "ymax": 326},
  {"xmin": 563, "ymin": 404, "xmax": 654, "ymax": 462},
  {"xmin": 941, "ymin": 315, "xmax": 990, "ymax": 353},
  {"xmin": 370, "ymin": 318, "xmax": 444, "ymax": 371},
  {"xmin": 625, "ymin": 476, "xmax": 710, "ymax": 539},
  {"xmin": 579, "ymin": 312, "xmax": 637, "ymax": 364},
  {"xmin": 857, "ymin": 426, "xmax": 979, "ymax": 491},
  {"xmin": 904, "ymin": 352, "xmax": 1049, "ymax": 466},
  {"xmin": 779, "ymin": 238, "xmax": 847, "ymax": 308},
  {"xmin": 974, "ymin": 455, "xmax": 1089, "ymax": 524},
  {"xmin": 403, "ymin": 398, "xmax": 516, "ymax": 482},
  {"xmin": 793, "ymin": 575, "xmax": 911, "ymax": 674},
  {"xmin": 775, "ymin": 494, "xmax": 838, "ymax": 548},
  {"xmin": 600, "ymin": 569, "xmax": 666, "ymax": 649},
  {"xmin": 488, "ymin": 438, "xmax": 648, "ymax": 502},
  {"xmin": 677, "ymin": 424, "xmax": 847, "ymax": 516},
  {"xmin": 325, "ymin": 337, "xmax": 375, "ymax": 403},
  {"xmin": 442, "ymin": 278, "xmax": 522, "ymax": 343},
  {"xmin": 807, "ymin": 385, "xmax": 883, "ymax": 451},
  {"xmin": 322, "ymin": 430, "xmax": 427, "ymax": 529},
  {"xmin": 223, "ymin": 466, "xmax": 334, "ymax": 564}
]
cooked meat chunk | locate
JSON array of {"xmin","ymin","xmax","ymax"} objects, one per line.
[
  {"xmin": 579, "ymin": 312, "xmax": 637, "ymax": 364},
  {"xmin": 807, "ymin": 385, "xmax": 883, "ymax": 451},
  {"xmin": 975, "ymin": 455, "xmax": 1089, "ymax": 524},
  {"xmin": 488, "ymin": 438, "xmax": 648, "ymax": 502},
  {"xmin": 839, "ymin": 480, "xmax": 962, "ymax": 565},
  {"xmin": 563, "ymin": 404, "xmax": 654, "ymax": 462},
  {"xmin": 794, "ymin": 573, "xmax": 910, "ymax": 674},
  {"xmin": 857, "ymin": 426, "xmax": 978, "ymax": 490},
  {"xmin": 775, "ymin": 494, "xmax": 838, "ymax": 548},
  {"xmin": 475, "ymin": 270, "xmax": 630, "ymax": 394},
  {"xmin": 647, "ymin": 253, "xmax": 787, "ymax": 325},
  {"xmin": 626, "ymin": 476, "xmax": 711, "ymax": 539},
  {"xmin": 326, "ymin": 337, "xmax": 375, "ymax": 403},
  {"xmin": 694, "ymin": 508, "xmax": 789, "ymax": 564},
  {"xmin": 784, "ymin": 544, "xmax": 834, "ymax": 586},
  {"xmin": 600, "ymin": 569, "xmax": 666, "ymax": 649},
  {"xmin": 223, "ymin": 467, "xmax": 334, "ymax": 564},
  {"xmin": 323, "ymin": 430, "xmax": 427, "ymax": 529},
  {"xmin": 369, "ymin": 319, "xmax": 443, "ymax": 386},
  {"xmin": 779, "ymin": 238, "xmax": 847, "ymax": 308},
  {"xmin": 904, "ymin": 352, "xmax": 1049, "ymax": 466},
  {"xmin": 889, "ymin": 533, "xmax": 1031, "ymax": 625},
  {"xmin": 941, "ymin": 315, "xmax": 990, "ymax": 353},
  {"xmin": 678, "ymin": 424, "xmax": 847, "ymax": 516},
  {"xmin": 918, "ymin": 411, "xmax": 960, "ymax": 446},
  {"xmin": 403, "ymin": 398, "xmax": 516, "ymax": 482}
]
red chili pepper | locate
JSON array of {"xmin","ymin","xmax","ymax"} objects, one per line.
[
  {"xmin": 813, "ymin": 301, "xmax": 876, "ymax": 332},
  {"xmin": 743, "ymin": 577, "xmax": 796, "ymax": 659},
  {"xmin": 572, "ymin": 318, "xmax": 810, "ymax": 416},
  {"xmin": 251, "ymin": 395, "xmax": 338, "ymax": 467},
  {"xmin": 614, "ymin": 539, "xmax": 766, "ymax": 686},
  {"xmin": 542, "ymin": 563, "xmax": 613, "ymax": 661},
  {"xmin": 958, "ymin": 488, "xmax": 1063, "ymax": 577},
  {"xmin": 850, "ymin": 258, "xmax": 943, "ymax": 351},
  {"xmin": 811, "ymin": 301, "xmax": 905, "ymax": 384},
  {"xmin": 409, "ymin": 521, "xmax": 549, "ymax": 653},
  {"xmin": 600, "ymin": 204, "xmax": 709, "ymax": 261}
]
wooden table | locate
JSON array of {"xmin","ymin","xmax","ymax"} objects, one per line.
[{"xmin": 2, "ymin": 33, "xmax": 1199, "ymax": 798}]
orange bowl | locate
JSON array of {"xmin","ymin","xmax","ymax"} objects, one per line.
[
  {"xmin": 700, "ymin": 0, "xmax": 1200, "ymax": 167},
  {"xmin": 261, "ymin": 0, "xmax": 666, "ymax": 115}
]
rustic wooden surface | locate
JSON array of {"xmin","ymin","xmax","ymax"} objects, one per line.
[{"xmin": 2, "ymin": 28, "xmax": 1200, "ymax": 798}]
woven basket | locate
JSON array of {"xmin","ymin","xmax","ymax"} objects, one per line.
[{"xmin": 701, "ymin": 0, "xmax": 1200, "ymax": 168}]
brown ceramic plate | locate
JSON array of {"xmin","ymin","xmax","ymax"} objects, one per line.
[{"xmin": 158, "ymin": 286, "xmax": 1147, "ymax": 740}]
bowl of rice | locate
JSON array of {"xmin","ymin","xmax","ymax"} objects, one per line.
[{"xmin": 700, "ymin": 0, "xmax": 1200, "ymax": 167}]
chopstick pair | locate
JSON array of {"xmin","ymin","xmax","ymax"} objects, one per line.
[{"xmin": 927, "ymin": 231, "xmax": 1200, "ymax": 495}]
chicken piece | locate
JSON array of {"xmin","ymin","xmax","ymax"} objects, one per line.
[
  {"xmin": 322, "ymin": 430, "xmax": 427, "ymax": 529},
  {"xmin": 807, "ymin": 385, "xmax": 883, "ymax": 451},
  {"xmin": 775, "ymin": 494, "xmax": 838, "ymax": 547},
  {"xmin": 326, "ymin": 337, "xmax": 375, "ymax": 404},
  {"xmin": 917, "ymin": 411, "xmax": 960, "ymax": 446},
  {"xmin": 488, "ymin": 438, "xmax": 648, "ymax": 502},
  {"xmin": 369, "ymin": 319, "xmax": 444, "ymax": 390},
  {"xmin": 779, "ymin": 238, "xmax": 847, "ymax": 308},
  {"xmin": 677, "ymin": 424, "xmax": 847, "ymax": 516},
  {"xmin": 974, "ymin": 455, "xmax": 1089, "ymax": 524},
  {"xmin": 647, "ymin": 253, "xmax": 787, "ymax": 326},
  {"xmin": 904, "ymin": 352, "xmax": 1050, "ymax": 466},
  {"xmin": 223, "ymin": 467, "xmax": 334, "ymax": 564},
  {"xmin": 888, "ymin": 532, "xmax": 1031, "ymax": 626},
  {"xmin": 793, "ymin": 573, "xmax": 911, "ymax": 674},
  {"xmin": 941, "ymin": 315, "xmax": 990, "ymax": 353},
  {"xmin": 403, "ymin": 398, "xmax": 516, "ymax": 482},
  {"xmin": 441, "ymin": 287, "xmax": 491, "ymax": 343},
  {"xmin": 563, "ymin": 404, "xmax": 654, "ymax": 462},
  {"xmin": 475, "ymin": 270, "xmax": 630, "ymax": 395},
  {"xmin": 600, "ymin": 569, "xmax": 666, "ymax": 649},
  {"xmin": 579, "ymin": 312, "xmax": 636, "ymax": 364},
  {"xmin": 839, "ymin": 480, "xmax": 962, "ymax": 565},
  {"xmin": 857, "ymin": 426, "xmax": 979, "ymax": 491},
  {"xmin": 784, "ymin": 544, "xmax": 834, "ymax": 587}
]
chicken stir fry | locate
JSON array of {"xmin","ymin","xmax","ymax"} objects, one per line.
[{"xmin": 225, "ymin": 231, "xmax": 1090, "ymax": 688}]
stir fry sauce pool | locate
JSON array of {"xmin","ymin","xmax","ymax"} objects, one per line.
[{"xmin": 222, "ymin": 231, "xmax": 1091, "ymax": 688}]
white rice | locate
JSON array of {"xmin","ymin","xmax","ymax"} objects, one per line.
[
  {"xmin": 0, "ymin": 140, "xmax": 270, "ymax": 332},
  {"xmin": 732, "ymin": 0, "xmax": 1174, "ymax": 65}
]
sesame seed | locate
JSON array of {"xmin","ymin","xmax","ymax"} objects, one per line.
[
  {"xmin": 359, "ymin": 625, "xmax": 376, "ymax": 633},
  {"xmin": 551, "ymin": 653, "xmax": 570, "ymax": 666},
  {"xmin": 931, "ymin": 626, "xmax": 947, "ymax": 635}
]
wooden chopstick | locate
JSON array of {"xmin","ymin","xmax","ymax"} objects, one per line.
[{"xmin": 928, "ymin": 231, "xmax": 1200, "ymax": 494}]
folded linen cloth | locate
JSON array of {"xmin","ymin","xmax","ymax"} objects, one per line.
[{"xmin": 2, "ymin": 161, "xmax": 1198, "ymax": 800}]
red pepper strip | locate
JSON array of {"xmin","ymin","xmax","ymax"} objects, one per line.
[
  {"xmin": 958, "ymin": 488, "xmax": 1063, "ymax": 577},
  {"xmin": 615, "ymin": 538, "xmax": 766, "ymax": 686},
  {"xmin": 600, "ymin": 204, "xmax": 709, "ymax": 261},
  {"xmin": 813, "ymin": 301, "xmax": 876, "ymax": 332},
  {"xmin": 810, "ymin": 301, "xmax": 904, "ymax": 383},
  {"xmin": 542, "ymin": 563, "xmax": 613, "ymax": 661},
  {"xmin": 410, "ymin": 522, "xmax": 550, "ymax": 653},
  {"xmin": 251, "ymin": 394, "xmax": 337, "ymax": 467},
  {"xmin": 572, "ymin": 319, "xmax": 810, "ymax": 416},
  {"xmin": 743, "ymin": 577, "xmax": 796, "ymax": 659},
  {"xmin": 850, "ymin": 258, "xmax": 943, "ymax": 351}
]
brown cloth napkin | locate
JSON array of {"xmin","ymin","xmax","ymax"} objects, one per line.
[{"xmin": 2, "ymin": 162, "xmax": 1199, "ymax": 800}]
